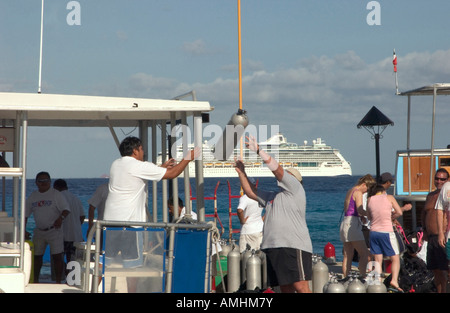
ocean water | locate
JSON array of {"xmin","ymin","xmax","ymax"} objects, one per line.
[{"xmin": 1, "ymin": 175, "xmax": 360, "ymax": 263}]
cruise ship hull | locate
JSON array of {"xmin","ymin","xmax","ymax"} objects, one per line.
[{"xmin": 182, "ymin": 162, "xmax": 352, "ymax": 178}]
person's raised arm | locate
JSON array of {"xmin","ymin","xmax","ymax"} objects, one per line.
[
  {"xmin": 246, "ymin": 135, "xmax": 284, "ymax": 181},
  {"xmin": 235, "ymin": 159, "xmax": 258, "ymax": 201}
]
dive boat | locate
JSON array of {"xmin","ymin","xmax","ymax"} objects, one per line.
[{"xmin": 393, "ymin": 83, "xmax": 450, "ymax": 232}]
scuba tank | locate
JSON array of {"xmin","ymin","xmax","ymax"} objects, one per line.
[
  {"xmin": 246, "ymin": 250, "xmax": 262, "ymax": 290},
  {"xmin": 256, "ymin": 250, "xmax": 267, "ymax": 289},
  {"xmin": 366, "ymin": 273, "xmax": 387, "ymax": 293},
  {"xmin": 312, "ymin": 255, "xmax": 329, "ymax": 293},
  {"xmin": 241, "ymin": 246, "xmax": 252, "ymax": 283},
  {"xmin": 324, "ymin": 242, "xmax": 336, "ymax": 264},
  {"xmin": 219, "ymin": 240, "xmax": 231, "ymax": 257},
  {"xmin": 323, "ymin": 273, "xmax": 346, "ymax": 293},
  {"xmin": 347, "ymin": 272, "xmax": 366, "ymax": 293},
  {"xmin": 227, "ymin": 245, "xmax": 241, "ymax": 293}
]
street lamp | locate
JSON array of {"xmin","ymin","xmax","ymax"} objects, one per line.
[{"xmin": 357, "ymin": 106, "xmax": 394, "ymax": 182}]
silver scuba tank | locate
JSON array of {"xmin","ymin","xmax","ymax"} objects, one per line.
[
  {"xmin": 312, "ymin": 255, "xmax": 329, "ymax": 293},
  {"xmin": 323, "ymin": 274, "xmax": 346, "ymax": 293},
  {"xmin": 347, "ymin": 274, "xmax": 366, "ymax": 293},
  {"xmin": 246, "ymin": 250, "xmax": 262, "ymax": 290},
  {"xmin": 366, "ymin": 273, "xmax": 387, "ymax": 293},
  {"xmin": 227, "ymin": 245, "xmax": 241, "ymax": 293},
  {"xmin": 219, "ymin": 240, "xmax": 231, "ymax": 257},
  {"xmin": 241, "ymin": 247, "xmax": 252, "ymax": 283},
  {"xmin": 256, "ymin": 250, "xmax": 267, "ymax": 289}
]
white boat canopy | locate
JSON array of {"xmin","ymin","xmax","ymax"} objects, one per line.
[
  {"xmin": 399, "ymin": 83, "xmax": 450, "ymax": 96},
  {"xmin": 0, "ymin": 91, "xmax": 213, "ymax": 274},
  {"xmin": 0, "ymin": 92, "xmax": 213, "ymax": 127}
]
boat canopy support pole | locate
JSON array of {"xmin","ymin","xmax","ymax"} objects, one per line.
[
  {"xmin": 429, "ymin": 86, "xmax": 437, "ymax": 192},
  {"xmin": 151, "ymin": 121, "xmax": 158, "ymax": 222},
  {"xmin": 19, "ymin": 111, "xmax": 28, "ymax": 271},
  {"xmin": 12, "ymin": 113, "xmax": 21, "ymax": 243},
  {"xmin": 161, "ymin": 120, "xmax": 168, "ymax": 222},
  {"xmin": 170, "ymin": 113, "xmax": 180, "ymax": 220},
  {"xmin": 182, "ymin": 112, "xmax": 191, "ymax": 216},
  {"xmin": 407, "ymin": 95, "xmax": 412, "ymax": 196},
  {"xmin": 194, "ymin": 113, "xmax": 205, "ymax": 222},
  {"xmin": 105, "ymin": 116, "xmax": 120, "ymax": 149}
]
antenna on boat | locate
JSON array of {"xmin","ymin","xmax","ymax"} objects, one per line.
[
  {"xmin": 38, "ymin": 0, "xmax": 44, "ymax": 94},
  {"xmin": 393, "ymin": 49, "xmax": 399, "ymax": 95},
  {"xmin": 214, "ymin": 0, "xmax": 249, "ymax": 161}
]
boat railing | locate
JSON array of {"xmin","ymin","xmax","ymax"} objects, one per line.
[
  {"xmin": 227, "ymin": 180, "xmax": 242, "ymax": 241},
  {"xmin": 84, "ymin": 219, "xmax": 214, "ymax": 293},
  {"xmin": 190, "ymin": 181, "xmax": 225, "ymax": 236}
]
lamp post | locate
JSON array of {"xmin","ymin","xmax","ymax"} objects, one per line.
[{"xmin": 357, "ymin": 106, "xmax": 394, "ymax": 182}]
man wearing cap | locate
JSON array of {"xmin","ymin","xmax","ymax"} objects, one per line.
[
  {"xmin": 379, "ymin": 172, "xmax": 394, "ymax": 192},
  {"xmin": 235, "ymin": 135, "xmax": 313, "ymax": 293},
  {"xmin": 380, "ymin": 172, "xmax": 412, "ymax": 214}
]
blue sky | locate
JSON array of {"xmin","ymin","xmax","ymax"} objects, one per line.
[{"xmin": 2, "ymin": 0, "xmax": 450, "ymax": 178}]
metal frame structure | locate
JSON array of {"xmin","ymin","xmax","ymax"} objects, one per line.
[{"xmin": 0, "ymin": 91, "xmax": 213, "ymax": 290}]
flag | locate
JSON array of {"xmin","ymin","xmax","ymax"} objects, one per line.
[{"xmin": 393, "ymin": 50, "xmax": 397, "ymax": 73}]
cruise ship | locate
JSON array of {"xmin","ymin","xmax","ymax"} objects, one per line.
[{"xmin": 161, "ymin": 133, "xmax": 352, "ymax": 178}]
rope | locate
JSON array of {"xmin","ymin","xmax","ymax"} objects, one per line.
[{"xmin": 208, "ymin": 221, "xmax": 226, "ymax": 293}]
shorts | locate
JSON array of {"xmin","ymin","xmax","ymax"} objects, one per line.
[
  {"xmin": 263, "ymin": 247, "xmax": 312, "ymax": 286},
  {"xmin": 369, "ymin": 231, "xmax": 399, "ymax": 256},
  {"xmin": 340, "ymin": 216, "xmax": 365, "ymax": 242},
  {"xmin": 239, "ymin": 232, "xmax": 263, "ymax": 253},
  {"xmin": 103, "ymin": 228, "xmax": 143, "ymax": 268},
  {"xmin": 426, "ymin": 235, "xmax": 448, "ymax": 271},
  {"xmin": 33, "ymin": 227, "xmax": 64, "ymax": 256}
]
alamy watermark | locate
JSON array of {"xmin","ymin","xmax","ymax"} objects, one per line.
[
  {"xmin": 66, "ymin": 1, "xmax": 81, "ymax": 26},
  {"xmin": 170, "ymin": 123, "xmax": 280, "ymax": 162},
  {"xmin": 65, "ymin": 1, "xmax": 381, "ymax": 27},
  {"xmin": 366, "ymin": 1, "xmax": 381, "ymax": 26}
]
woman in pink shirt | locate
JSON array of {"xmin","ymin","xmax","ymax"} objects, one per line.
[{"xmin": 367, "ymin": 184, "xmax": 411, "ymax": 292}]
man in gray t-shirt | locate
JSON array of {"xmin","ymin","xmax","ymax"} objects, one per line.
[
  {"xmin": 257, "ymin": 171, "xmax": 312, "ymax": 253},
  {"xmin": 235, "ymin": 135, "xmax": 313, "ymax": 293}
]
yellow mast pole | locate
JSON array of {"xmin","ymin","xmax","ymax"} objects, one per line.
[
  {"xmin": 238, "ymin": 0, "xmax": 242, "ymax": 111},
  {"xmin": 238, "ymin": 0, "xmax": 244, "ymax": 160}
]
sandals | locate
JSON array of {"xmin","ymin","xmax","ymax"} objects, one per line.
[{"xmin": 388, "ymin": 284, "xmax": 404, "ymax": 293}]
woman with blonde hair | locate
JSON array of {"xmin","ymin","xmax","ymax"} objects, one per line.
[{"xmin": 340, "ymin": 174, "xmax": 376, "ymax": 278}]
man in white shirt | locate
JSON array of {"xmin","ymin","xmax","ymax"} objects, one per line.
[
  {"xmin": 53, "ymin": 179, "xmax": 85, "ymax": 264},
  {"xmin": 237, "ymin": 191, "xmax": 264, "ymax": 253},
  {"xmin": 25, "ymin": 172, "xmax": 70, "ymax": 283},
  {"xmin": 103, "ymin": 136, "xmax": 199, "ymax": 292}
]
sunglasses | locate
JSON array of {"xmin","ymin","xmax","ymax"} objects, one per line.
[
  {"xmin": 434, "ymin": 177, "xmax": 448, "ymax": 182},
  {"xmin": 37, "ymin": 179, "xmax": 50, "ymax": 183}
]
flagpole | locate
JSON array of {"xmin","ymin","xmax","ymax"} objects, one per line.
[
  {"xmin": 393, "ymin": 49, "xmax": 399, "ymax": 95},
  {"xmin": 38, "ymin": 0, "xmax": 44, "ymax": 94}
]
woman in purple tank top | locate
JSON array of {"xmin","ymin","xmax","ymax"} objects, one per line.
[{"xmin": 339, "ymin": 174, "xmax": 376, "ymax": 278}]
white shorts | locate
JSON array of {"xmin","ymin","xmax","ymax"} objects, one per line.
[
  {"xmin": 340, "ymin": 216, "xmax": 365, "ymax": 243},
  {"xmin": 239, "ymin": 232, "xmax": 263, "ymax": 253},
  {"xmin": 33, "ymin": 227, "xmax": 64, "ymax": 256}
]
